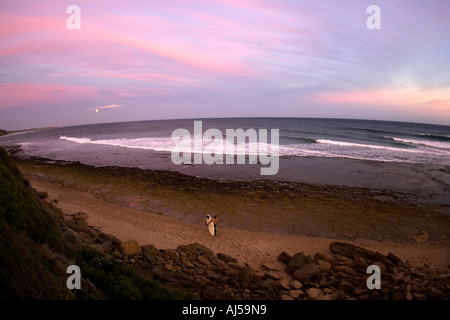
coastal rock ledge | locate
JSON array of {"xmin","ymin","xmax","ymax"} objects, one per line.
[{"xmin": 66, "ymin": 213, "xmax": 449, "ymax": 300}]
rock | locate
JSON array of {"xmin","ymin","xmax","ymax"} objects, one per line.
[
  {"xmin": 314, "ymin": 252, "xmax": 331, "ymax": 263},
  {"xmin": 264, "ymin": 270, "xmax": 281, "ymax": 280},
  {"xmin": 261, "ymin": 279, "xmax": 275, "ymax": 293},
  {"xmin": 73, "ymin": 211, "xmax": 88, "ymax": 221},
  {"xmin": 339, "ymin": 279, "xmax": 356, "ymax": 293},
  {"xmin": 329, "ymin": 242, "xmax": 391, "ymax": 267},
  {"xmin": 178, "ymin": 243, "xmax": 213, "ymax": 257},
  {"xmin": 104, "ymin": 233, "xmax": 122, "ymax": 246},
  {"xmin": 197, "ymin": 255, "xmax": 210, "ymax": 266},
  {"xmin": 290, "ymin": 280, "xmax": 303, "ymax": 290},
  {"xmin": 278, "ymin": 251, "xmax": 292, "ymax": 264},
  {"xmin": 238, "ymin": 268, "xmax": 257, "ymax": 287},
  {"xmin": 37, "ymin": 191, "xmax": 48, "ymax": 199},
  {"xmin": 317, "ymin": 259, "xmax": 332, "ymax": 271},
  {"xmin": 322, "ymin": 292, "xmax": 339, "ymax": 300},
  {"xmin": 181, "ymin": 257, "xmax": 195, "ymax": 268},
  {"xmin": 120, "ymin": 240, "xmax": 142, "ymax": 256},
  {"xmin": 142, "ymin": 244, "xmax": 160, "ymax": 257},
  {"xmin": 217, "ymin": 253, "xmax": 238, "ymax": 264},
  {"xmin": 406, "ymin": 284, "xmax": 413, "ymax": 300},
  {"xmin": 279, "ymin": 278, "xmax": 291, "ymax": 290},
  {"xmin": 387, "ymin": 252, "xmax": 403, "ymax": 264},
  {"xmin": 164, "ymin": 263, "xmax": 173, "ymax": 271},
  {"xmin": 285, "ymin": 252, "xmax": 313, "ymax": 275},
  {"xmin": 391, "ymin": 270, "xmax": 405, "ymax": 283},
  {"xmin": 306, "ymin": 287, "xmax": 324, "ymax": 300},
  {"xmin": 353, "ymin": 287, "xmax": 364, "ymax": 296},
  {"xmin": 323, "ymin": 288, "xmax": 333, "ymax": 294},
  {"xmin": 111, "ymin": 250, "xmax": 123, "ymax": 259},
  {"xmin": 89, "ymin": 243, "xmax": 104, "ymax": 252},
  {"xmin": 292, "ymin": 263, "xmax": 322, "ymax": 281},
  {"xmin": 206, "ymin": 269, "xmax": 220, "ymax": 280},
  {"xmin": 289, "ymin": 289, "xmax": 303, "ymax": 299},
  {"xmin": 101, "ymin": 240, "xmax": 113, "ymax": 253},
  {"xmin": 412, "ymin": 292, "xmax": 427, "ymax": 300}
]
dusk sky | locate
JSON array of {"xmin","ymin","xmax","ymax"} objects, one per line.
[{"xmin": 1, "ymin": 0, "xmax": 449, "ymax": 130}]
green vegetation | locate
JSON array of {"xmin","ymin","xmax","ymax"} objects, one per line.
[
  {"xmin": 76, "ymin": 247, "xmax": 197, "ymax": 300},
  {"xmin": 0, "ymin": 129, "xmax": 7, "ymax": 136},
  {"xmin": 0, "ymin": 147, "xmax": 196, "ymax": 300}
]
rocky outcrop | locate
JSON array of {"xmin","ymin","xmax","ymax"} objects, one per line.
[
  {"xmin": 64, "ymin": 213, "xmax": 450, "ymax": 300},
  {"xmin": 279, "ymin": 241, "xmax": 449, "ymax": 300}
]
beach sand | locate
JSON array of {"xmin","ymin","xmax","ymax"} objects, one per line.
[{"xmin": 15, "ymin": 159, "xmax": 450, "ymax": 273}]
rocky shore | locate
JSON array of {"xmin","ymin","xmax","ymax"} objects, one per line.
[{"xmin": 65, "ymin": 211, "xmax": 450, "ymax": 300}]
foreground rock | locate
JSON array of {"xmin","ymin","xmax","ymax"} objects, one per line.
[
  {"xmin": 65, "ymin": 214, "xmax": 450, "ymax": 300},
  {"xmin": 279, "ymin": 242, "xmax": 450, "ymax": 300}
]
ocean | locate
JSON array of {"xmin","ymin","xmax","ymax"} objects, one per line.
[
  {"xmin": 1, "ymin": 118, "xmax": 449, "ymax": 166},
  {"xmin": 1, "ymin": 117, "xmax": 449, "ymax": 213}
]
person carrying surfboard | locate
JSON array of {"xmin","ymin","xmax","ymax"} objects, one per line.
[{"xmin": 206, "ymin": 215, "xmax": 215, "ymax": 236}]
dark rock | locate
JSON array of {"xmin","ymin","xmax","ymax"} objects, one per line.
[
  {"xmin": 339, "ymin": 279, "xmax": 356, "ymax": 293},
  {"xmin": 285, "ymin": 252, "xmax": 313, "ymax": 275},
  {"xmin": 292, "ymin": 263, "xmax": 322, "ymax": 281},
  {"xmin": 142, "ymin": 244, "xmax": 161, "ymax": 257},
  {"xmin": 278, "ymin": 251, "xmax": 292, "ymax": 264},
  {"xmin": 314, "ymin": 252, "xmax": 332, "ymax": 263},
  {"xmin": 103, "ymin": 233, "xmax": 122, "ymax": 246},
  {"xmin": 329, "ymin": 242, "xmax": 391, "ymax": 267},
  {"xmin": 178, "ymin": 243, "xmax": 213, "ymax": 257},
  {"xmin": 37, "ymin": 191, "xmax": 48, "ymax": 199},
  {"xmin": 387, "ymin": 252, "xmax": 403, "ymax": 264}
]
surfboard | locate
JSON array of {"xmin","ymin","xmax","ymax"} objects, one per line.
[{"xmin": 206, "ymin": 215, "xmax": 215, "ymax": 236}]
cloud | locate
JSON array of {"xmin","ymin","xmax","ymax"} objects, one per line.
[
  {"xmin": 91, "ymin": 104, "xmax": 124, "ymax": 112},
  {"xmin": 420, "ymin": 99, "xmax": 450, "ymax": 113}
]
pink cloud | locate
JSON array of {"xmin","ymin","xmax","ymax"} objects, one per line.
[
  {"xmin": 102, "ymin": 33, "xmax": 251, "ymax": 77},
  {"xmin": 0, "ymin": 83, "xmax": 98, "ymax": 109},
  {"xmin": 90, "ymin": 104, "xmax": 124, "ymax": 112},
  {"xmin": 420, "ymin": 99, "xmax": 450, "ymax": 113},
  {"xmin": 308, "ymin": 89, "xmax": 450, "ymax": 120}
]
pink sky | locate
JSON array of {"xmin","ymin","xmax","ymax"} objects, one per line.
[{"xmin": 0, "ymin": 0, "xmax": 449, "ymax": 130}]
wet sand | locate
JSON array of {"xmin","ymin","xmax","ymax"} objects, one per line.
[{"xmin": 14, "ymin": 158, "xmax": 450, "ymax": 272}]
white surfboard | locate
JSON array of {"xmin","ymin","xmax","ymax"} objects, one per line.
[{"xmin": 206, "ymin": 215, "xmax": 215, "ymax": 236}]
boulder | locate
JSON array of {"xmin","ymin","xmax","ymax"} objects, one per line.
[
  {"xmin": 329, "ymin": 242, "xmax": 391, "ymax": 267},
  {"xmin": 290, "ymin": 280, "xmax": 303, "ymax": 290},
  {"xmin": 178, "ymin": 243, "xmax": 213, "ymax": 257},
  {"xmin": 317, "ymin": 259, "xmax": 332, "ymax": 271},
  {"xmin": 278, "ymin": 251, "xmax": 292, "ymax": 264},
  {"xmin": 120, "ymin": 240, "xmax": 142, "ymax": 256},
  {"xmin": 387, "ymin": 252, "xmax": 403, "ymax": 264},
  {"xmin": 142, "ymin": 244, "xmax": 160, "ymax": 257},
  {"xmin": 285, "ymin": 252, "xmax": 313, "ymax": 275},
  {"xmin": 289, "ymin": 289, "xmax": 303, "ymax": 299},
  {"xmin": 37, "ymin": 191, "xmax": 48, "ymax": 199},
  {"xmin": 197, "ymin": 255, "xmax": 210, "ymax": 266},
  {"xmin": 292, "ymin": 263, "xmax": 322, "ymax": 281},
  {"xmin": 306, "ymin": 287, "xmax": 324, "ymax": 300}
]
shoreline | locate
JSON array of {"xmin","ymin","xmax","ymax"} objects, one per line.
[{"xmin": 14, "ymin": 157, "xmax": 450, "ymax": 271}]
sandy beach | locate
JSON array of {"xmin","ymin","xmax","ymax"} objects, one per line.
[{"xmin": 15, "ymin": 159, "xmax": 450, "ymax": 273}]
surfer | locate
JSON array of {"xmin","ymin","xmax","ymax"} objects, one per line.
[{"xmin": 212, "ymin": 215, "xmax": 219, "ymax": 236}]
